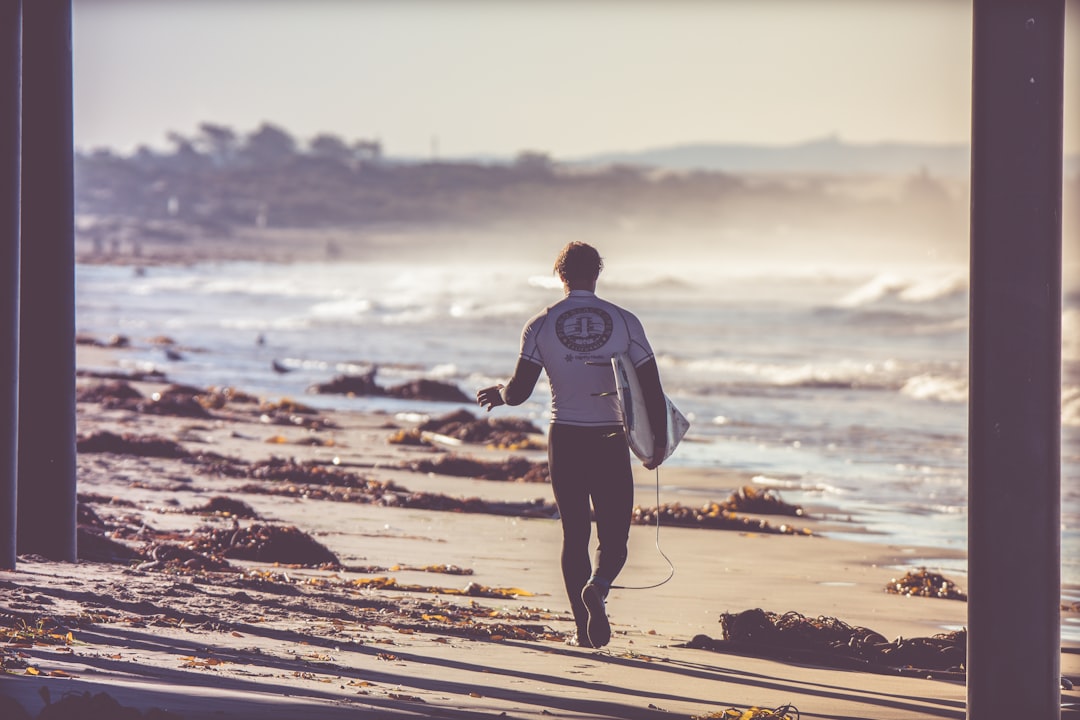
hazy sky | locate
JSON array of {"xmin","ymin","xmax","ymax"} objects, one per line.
[{"xmin": 72, "ymin": 0, "xmax": 1079, "ymax": 159}]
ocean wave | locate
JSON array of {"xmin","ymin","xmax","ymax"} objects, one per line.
[
  {"xmin": 679, "ymin": 356, "xmax": 907, "ymax": 391},
  {"xmin": 130, "ymin": 269, "xmax": 335, "ymax": 300},
  {"xmin": 296, "ymin": 297, "xmax": 528, "ymax": 326},
  {"xmin": 219, "ymin": 316, "xmax": 316, "ymax": 331},
  {"xmin": 308, "ymin": 298, "xmax": 377, "ymax": 320},
  {"xmin": 902, "ymin": 377, "xmax": 1080, "ymax": 427},
  {"xmin": 427, "ymin": 363, "xmax": 461, "ymax": 379},
  {"xmin": 837, "ymin": 271, "xmax": 968, "ymax": 308},
  {"xmin": 128, "ymin": 274, "xmax": 204, "ymax": 296},
  {"xmin": 899, "ymin": 374, "xmax": 968, "ymax": 403},
  {"xmin": 527, "ymin": 275, "xmax": 563, "ymax": 290},
  {"xmin": 750, "ymin": 475, "xmax": 848, "ymax": 495},
  {"xmin": 448, "ymin": 299, "xmax": 535, "ymax": 320},
  {"xmin": 815, "ymin": 308, "xmax": 968, "ymax": 337}
]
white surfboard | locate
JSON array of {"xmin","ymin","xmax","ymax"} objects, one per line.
[{"xmin": 611, "ymin": 353, "xmax": 690, "ymax": 465}]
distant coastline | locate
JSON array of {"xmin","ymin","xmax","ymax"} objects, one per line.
[
  {"xmin": 572, "ymin": 136, "xmax": 978, "ymax": 177},
  {"xmin": 421, "ymin": 136, "xmax": 1080, "ymax": 179}
]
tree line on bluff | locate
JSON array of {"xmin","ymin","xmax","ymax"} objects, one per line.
[{"xmin": 75, "ymin": 120, "xmax": 962, "ymax": 236}]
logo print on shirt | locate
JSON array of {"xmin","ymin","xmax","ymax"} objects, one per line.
[{"xmin": 555, "ymin": 307, "xmax": 612, "ymax": 353}]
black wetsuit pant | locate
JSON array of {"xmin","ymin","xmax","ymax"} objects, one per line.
[{"xmin": 548, "ymin": 423, "xmax": 634, "ymax": 633}]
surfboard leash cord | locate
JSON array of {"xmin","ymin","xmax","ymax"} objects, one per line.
[{"xmin": 610, "ymin": 466, "xmax": 675, "ymax": 591}]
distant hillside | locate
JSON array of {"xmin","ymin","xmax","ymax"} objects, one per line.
[{"xmin": 573, "ymin": 136, "xmax": 1080, "ymax": 178}]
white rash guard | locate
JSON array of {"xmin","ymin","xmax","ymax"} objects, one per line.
[{"xmin": 518, "ymin": 290, "xmax": 655, "ymax": 427}]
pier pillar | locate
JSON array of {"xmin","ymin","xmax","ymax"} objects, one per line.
[
  {"xmin": 968, "ymin": 0, "xmax": 1063, "ymax": 717},
  {"xmin": 1, "ymin": 0, "xmax": 21, "ymax": 571},
  {"xmin": 17, "ymin": 0, "xmax": 76, "ymax": 561}
]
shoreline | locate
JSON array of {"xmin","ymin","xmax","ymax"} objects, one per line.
[
  {"xmin": 0, "ymin": 345, "xmax": 1075, "ymax": 718},
  {"xmin": 69, "ymin": 340, "xmax": 1013, "ymax": 586},
  {"xmin": 69, "ymin": 339, "xmax": 1080, "ymax": 608}
]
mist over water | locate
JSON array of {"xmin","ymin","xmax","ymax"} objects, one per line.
[{"xmin": 75, "ymin": 228, "xmax": 1080, "ymax": 595}]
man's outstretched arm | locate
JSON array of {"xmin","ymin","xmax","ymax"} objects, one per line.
[{"xmin": 476, "ymin": 358, "xmax": 543, "ymax": 411}]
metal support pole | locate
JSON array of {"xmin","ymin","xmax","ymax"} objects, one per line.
[
  {"xmin": 968, "ymin": 1, "xmax": 1063, "ymax": 717},
  {"xmin": 1, "ymin": 0, "xmax": 22, "ymax": 572},
  {"xmin": 17, "ymin": 0, "xmax": 75, "ymax": 561}
]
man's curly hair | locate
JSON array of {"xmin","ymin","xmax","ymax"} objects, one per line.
[{"xmin": 553, "ymin": 242, "xmax": 603, "ymax": 286}]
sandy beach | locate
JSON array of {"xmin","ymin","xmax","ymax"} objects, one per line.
[{"xmin": 0, "ymin": 342, "xmax": 1076, "ymax": 719}]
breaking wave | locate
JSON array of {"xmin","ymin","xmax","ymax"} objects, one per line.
[
  {"xmin": 900, "ymin": 374, "xmax": 968, "ymax": 403},
  {"xmin": 836, "ymin": 271, "xmax": 968, "ymax": 308}
]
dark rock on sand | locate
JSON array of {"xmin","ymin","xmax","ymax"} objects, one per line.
[
  {"xmin": 310, "ymin": 369, "xmax": 384, "ymax": 396},
  {"xmin": 76, "ymin": 431, "xmax": 191, "ymax": 458},
  {"xmin": 312, "ymin": 366, "xmax": 469, "ymax": 403}
]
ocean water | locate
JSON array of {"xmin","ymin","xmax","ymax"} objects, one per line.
[{"xmin": 74, "ymin": 255, "xmax": 1080, "ymax": 599}]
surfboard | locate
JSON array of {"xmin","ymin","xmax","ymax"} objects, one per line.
[{"xmin": 611, "ymin": 353, "xmax": 690, "ymax": 465}]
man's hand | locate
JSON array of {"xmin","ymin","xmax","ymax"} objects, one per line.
[
  {"xmin": 643, "ymin": 441, "xmax": 667, "ymax": 470},
  {"xmin": 476, "ymin": 384, "xmax": 506, "ymax": 412}
]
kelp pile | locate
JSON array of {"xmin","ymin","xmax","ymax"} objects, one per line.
[
  {"xmin": 77, "ymin": 379, "xmax": 337, "ymax": 431},
  {"xmin": 236, "ymin": 480, "xmax": 557, "ymax": 518},
  {"xmin": 193, "ymin": 495, "xmax": 261, "ymax": 519},
  {"xmin": 76, "ymin": 529, "xmax": 142, "ymax": 565},
  {"xmin": 79, "ymin": 429, "xmax": 812, "ymax": 531},
  {"xmin": 66, "ymin": 492, "xmax": 548, "ymax": 600},
  {"xmin": 415, "ymin": 409, "xmax": 544, "ymax": 449},
  {"xmin": 200, "ymin": 455, "xmax": 559, "ymax": 518},
  {"xmin": 133, "ymin": 542, "xmax": 237, "ymax": 573},
  {"xmin": 257, "ymin": 397, "xmax": 338, "ymax": 431},
  {"xmin": 80, "ymin": 503, "xmax": 520, "ymax": 580},
  {"xmin": 310, "ymin": 367, "xmax": 470, "ymax": 403},
  {"xmin": 722, "ymin": 486, "xmax": 803, "ymax": 517},
  {"xmin": 223, "ymin": 456, "xmax": 805, "ymax": 531},
  {"xmin": 86, "ymin": 382, "xmax": 214, "ymax": 419},
  {"xmin": 75, "ymin": 502, "xmax": 143, "ymax": 564},
  {"xmin": 206, "ymin": 456, "xmax": 383, "ymax": 488},
  {"xmin": 75, "ymin": 379, "xmax": 144, "ymax": 403},
  {"xmin": 77, "ymin": 367, "xmax": 167, "ymax": 383},
  {"xmin": 74, "ymin": 493, "xmax": 547, "ymax": 606},
  {"xmin": 631, "ymin": 500, "xmax": 810, "ymax": 535},
  {"xmin": 684, "ymin": 608, "xmax": 966, "ymax": 676},
  {"xmin": 78, "ymin": 427, "xmax": 559, "ymax": 518},
  {"xmin": 76, "ymin": 332, "xmax": 132, "ymax": 348},
  {"xmin": 77, "ymin": 377, "xmax": 816, "ymax": 529},
  {"xmin": 77, "ymin": 431, "xmax": 192, "ymax": 459},
  {"xmin": 75, "ymin": 495, "xmax": 340, "ymax": 570},
  {"xmin": 886, "ymin": 567, "xmax": 967, "ymax": 601},
  {"xmin": 401, "ymin": 453, "xmax": 550, "ymax": 483},
  {"xmin": 81, "ymin": 430, "xmax": 818, "ymax": 542},
  {"xmin": 187, "ymin": 524, "xmax": 341, "ymax": 568},
  {"xmin": 195, "ymin": 385, "xmax": 261, "ymax": 410}
]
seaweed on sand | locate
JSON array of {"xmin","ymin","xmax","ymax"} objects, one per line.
[
  {"xmin": 723, "ymin": 486, "xmax": 804, "ymax": 517},
  {"xmin": 885, "ymin": 567, "xmax": 967, "ymax": 600},
  {"xmin": 630, "ymin": 501, "xmax": 811, "ymax": 535},
  {"xmin": 413, "ymin": 409, "xmax": 544, "ymax": 448},
  {"xmin": 401, "ymin": 453, "xmax": 549, "ymax": 483},
  {"xmin": 188, "ymin": 524, "xmax": 341, "ymax": 568},
  {"xmin": 76, "ymin": 431, "xmax": 191, "ymax": 459},
  {"xmin": 684, "ymin": 608, "xmax": 966, "ymax": 677}
]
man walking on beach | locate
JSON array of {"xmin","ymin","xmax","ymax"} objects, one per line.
[{"xmin": 476, "ymin": 242, "xmax": 669, "ymax": 648}]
